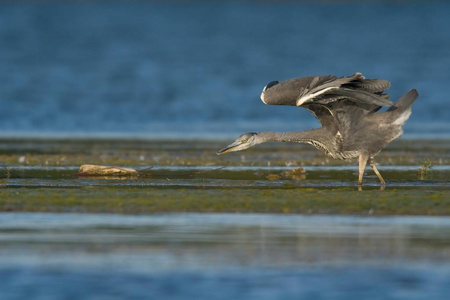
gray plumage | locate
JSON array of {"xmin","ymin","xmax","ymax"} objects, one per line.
[
  {"xmin": 218, "ymin": 73, "xmax": 418, "ymax": 185},
  {"xmin": 260, "ymin": 72, "xmax": 393, "ymax": 108}
]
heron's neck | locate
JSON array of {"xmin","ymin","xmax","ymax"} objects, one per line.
[{"xmin": 257, "ymin": 128, "xmax": 329, "ymax": 144}]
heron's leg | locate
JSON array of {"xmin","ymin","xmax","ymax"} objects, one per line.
[
  {"xmin": 358, "ymin": 153, "xmax": 369, "ymax": 186},
  {"xmin": 369, "ymin": 157, "xmax": 386, "ymax": 185}
]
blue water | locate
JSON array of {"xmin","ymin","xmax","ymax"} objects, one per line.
[
  {"xmin": 0, "ymin": 1, "xmax": 449, "ymax": 138},
  {"xmin": 0, "ymin": 213, "xmax": 449, "ymax": 299}
]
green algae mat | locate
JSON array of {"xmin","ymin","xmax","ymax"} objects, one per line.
[{"xmin": 1, "ymin": 138, "xmax": 449, "ymax": 215}]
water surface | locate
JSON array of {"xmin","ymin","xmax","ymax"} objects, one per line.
[
  {"xmin": 0, "ymin": 213, "xmax": 449, "ymax": 299},
  {"xmin": 0, "ymin": 1, "xmax": 449, "ymax": 138}
]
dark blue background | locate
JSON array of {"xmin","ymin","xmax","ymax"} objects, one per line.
[{"xmin": 0, "ymin": 1, "xmax": 448, "ymax": 137}]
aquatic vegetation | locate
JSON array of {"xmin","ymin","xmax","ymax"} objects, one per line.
[
  {"xmin": 0, "ymin": 184, "xmax": 449, "ymax": 215},
  {"xmin": 0, "ymin": 138, "xmax": 449, "ymax": 215},
  {"xmin": 3, "ymin": 167, "xmax": 10, "ymax": 179},
  {"xmin": 266, "ymin": 173, "xmax": 281, "ymax": 181},
  {"xmin": 280, "ymin": 167, "xmax": 307, "ymax": 180},
  {"xmin": 418, "ymin": 159, "xmax": 433, "ymax": 180},
  {"xmin": 1, "ymin": 138, "xmax": 449, "ymax": 167}
]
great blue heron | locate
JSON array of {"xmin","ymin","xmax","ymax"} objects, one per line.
[{"xmin": 217, "ymin": 72, "xmax": 418, "ymax": 185}]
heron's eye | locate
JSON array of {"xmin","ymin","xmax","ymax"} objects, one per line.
[{"xmin": 263, "ymin": 80, "xmax": 279, "ymax": 92}]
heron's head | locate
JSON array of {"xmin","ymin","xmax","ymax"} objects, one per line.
[{"xmin": 217, "ymin": 132, "xmax": 258, "ymax": 155}]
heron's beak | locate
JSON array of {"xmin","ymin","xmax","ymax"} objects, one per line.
[{"xmin": 216, "ymin": 141, "xmax": 243, "ymax": 155}]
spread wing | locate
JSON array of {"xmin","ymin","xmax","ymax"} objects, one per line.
[
  {"xmin": 296, "ymin": 72, "xmax": 393, "ymax": 107},
  {"xmin": 260, "ymin": 72, "xmax": 393, "ymax": 131},
  {"xmin": 304, "ymin": 99, "xmax": 378, "ymax": 150},
  {"xmin": 261, "ymin": 72, "xmax": 392, "ymax": 108}
]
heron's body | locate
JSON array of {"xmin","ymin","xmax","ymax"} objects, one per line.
[{"xmin": 218, "ymin": 73, "xmax": 418, "ymax": 185}]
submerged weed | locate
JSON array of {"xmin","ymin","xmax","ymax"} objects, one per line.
[
  {"xmin": 3, "ymin": 167, "xmax": 10, "ymax": 179},
  {"xmin": 418, "ymin": 159, "xmax": 433, "ymax": 180},
  {"xmin": 280, "ymin": 167, "xmax": 307, "ymax": 180}
]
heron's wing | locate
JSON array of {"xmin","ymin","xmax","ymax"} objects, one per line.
[
  {"xmin": 311, "ymin": 89, "xmax": 393, "ymax": 107},
  {"xmin": 342, "ymin": 79, "xmax": 391, "ymax": 94},
  {"xmin": 332, "ymin": 100, "xmax": 367, "ymax": 131},
  {"xmin": 297, "ymin": 73, "xmax": 364, "ymax": 99},
  {"xmin": 302, "ymin": 103, "xmax": 339, "ymax": 133},
  {"xmin": 261, "ymin": 75, "xmax": 338, "ymax": 106},
  {"xmin": 303, "ymin": 98, "xmax": 380, "ymax": 136},
  {"xmin": 261, "ymin": 73, "xmax": 391, "ymax": 107},
  {"xmin": 296, "ymin": 73, "xmax": 393, "ymax": 107}
]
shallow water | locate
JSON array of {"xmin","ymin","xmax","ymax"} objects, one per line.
[
  {"xmin": 1, "ymin": 138, "xmax": 449, "ymax": 215},
  {"xmin": 1, "ymin": 138, "xmax": 448, "ymax": 298},
  {"xmin": 2, "ymin": 164, "xmax": 450, "ymax": 189},
  {"xmin": 0, "ymin": 213, "xmax": 449, "ymax": 299}
]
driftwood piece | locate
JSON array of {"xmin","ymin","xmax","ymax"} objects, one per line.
[{"xmin": 78, "ymin": 164, "xmax": 138, "ymax": 176}]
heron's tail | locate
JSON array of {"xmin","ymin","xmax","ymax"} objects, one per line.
[
  {"xmin": 388, "ymin": 89, "xmax": 419, "ymax": 113},
  {"xmin": 388, "ymin": 89, "xmax": 418, "ymax": 126}
]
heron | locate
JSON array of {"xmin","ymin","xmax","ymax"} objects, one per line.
[{"xmin": 217, "ymin": 72, "xmax": 418, "ymax": 185}]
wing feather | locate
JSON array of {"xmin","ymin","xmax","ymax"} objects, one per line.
[
  {"xmin": 342, "ymin": 79, "xmax": 391, "ymax": 93},
  {"xmin": 261, "ymin": 75, "xmax": 337, "ymax": 106},
  {"xmin": 323, "ymin": 89, "xmax": 394, "ymax": 107},
  {"xmin": 260, "ymin": 73, "xmax": 392, "ymax": 113},
  {"xmin": 298, "ymin": 72, "xmax": 365, "ymax": 99},
  {"xmin": 296, "ymin": 73, "xmax": 392, "ymax": 107}
]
